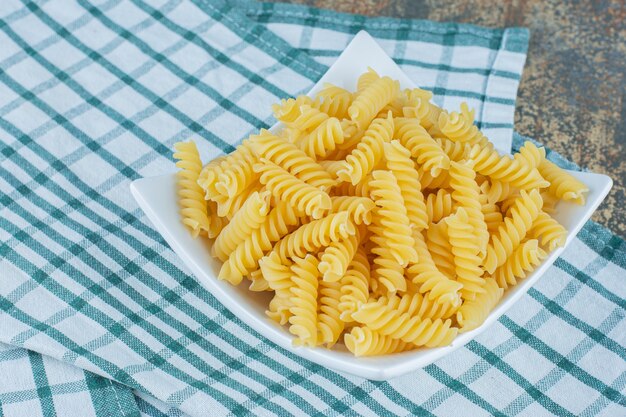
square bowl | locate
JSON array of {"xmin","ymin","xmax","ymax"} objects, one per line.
[{"xmin": 130, "ymin": 31, "xmax": 612, "ymax": 380}]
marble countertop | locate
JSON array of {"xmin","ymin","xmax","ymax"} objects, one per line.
[{"xmin": 275, "ymin": 0, "xmax": 626, "ymax": 238}]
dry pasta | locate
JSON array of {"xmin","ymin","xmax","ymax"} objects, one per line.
[{"xmin": 174, "ymin": 69, "xmax": 587, "ymax": 356}]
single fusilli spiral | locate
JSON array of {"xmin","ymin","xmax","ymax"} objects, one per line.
[
  {"xmin": 318, "ymin": 231, "xmax": 360, "ymax": 282},
  {"xmin": 369, "ymin": 236, "xmax": 406, "ymax": 294},
  {"xmin": 318, "ymin": 277, "xmax": 344, "ymax": 347},
  {"xmin": 297, "ymin": 117, "xmax": 345, "ymax": 160},
  {"xmin": 515, "ymin": 140, "xmax": 545, "ymax": 169},
  {"xmin": 338, "ymin": 248, "xmax": 370, "ymax": 322},
  {"xmin": 383, "ymin": 140, "xmax": 429, "ymax": 230},
  {"xmin": 494, "ymin": 239, "xmax": 546, "ymax": 289},
  {"xmin": 197, "ymin": 155, "xmax": 225, "ymax": 200},
  {"xmin": 468, "ymin": 143, "xmax": 549, "ymax": 190},
  {"xmin": 272, "ymin": 211, "xmax": 356, "ymax": 262},
  {"xmin": 528, "ymin": 211, "xmax": 567, "ymax": 251},
  {"xmin": 402, "ymin": 88, "xmax": 441, "ymax": 130},
  {"xmin": 449, "ymin": 160, "xmax": 489, "ymax": 254},
  {"xmin": 438, "ymin": 103, "xmax": 488, "ymax": 147},
  {"xmin": 261, "ymin": 253, "xmax": 294, "ymax": 324},
  {"xmin": 214, "ymin": 141, "xmax": 258, "ymax": 198},
  {"xmin": 425, "ymin": 220, "xmax": 456, "ymax": 279},
  {"xmin": 174, "ymin": 141, "xmax": 213, "ymax": 238},
  {"xmin": 479, "ymin": 192, "xmax": 504, "ymax": 233},
  {"xmin": 539, "ymin": 158, "xmax": 589, "ymax": 205},
  {"xmin": 289, "ymin": 255, "xmax": 319, "ymax": 347},
  {"xmin": 352, "ymin": 296, "xmax": 458, "ymax": 347},
  {"xmin": 314, "ymin": 84, "xmax": 354, "ymax": 119},
  {"xmin": 250, "ymin": 130, "xmax": 335, "ymax": 190},
  {"xmin": 344, "ymin": 327, "xmax": 410, "ymax": 356},
  {"xmin": 337, "ymin": 113, "xmax": 394, "ymax": 185},
  {"xmin": 218, "ymin": 201, "xmax": 299, "ymax": 285},
  {"xmin": 255, "ymin": 158, "xmax": 332, "ymax": 219},
  {"xmin": 212, "ymin": 190, "xmax": 270, "ymax": 261},
  {"xmin": 446, "ymin": 208, "xmax": 485, "ymax": 300},
  {"xmin": 406, "ymin": 230, "xmax": 462, "ymax": 306},
  {"xmin": 272, "ymin": 95, "xmax": 313, "ymax": 123},
  {"xmin": 356, "ymin": 67, "xmax": 380, "ymax": 93},
  {"xmin": 349, "ymin": 76, "xmax": 400, "ymax": 129},
  {"xmin": 284, "ymin": 104, "xmax": 328, "ymax": 131},
  {"xmin": 259, "ymin": 251, "xmax": 294, "ymax": 293},
  {"xmin": 369, "ymin": 169, "xmax": 418, "ymax": 266},
  {"xmin": 395, "ymin": 117, "xmax": 450, "ymax": 177},
  {"xmin": 484, "ymin": 189, "xmax": 544, "ymax": 274},
  {"xmin": 385, "ymin": 293, "xmax": 458, "ymax": 321},
  {"xmin": 456, "ymin": 278, "xmax": 503, "ymax": 332}
]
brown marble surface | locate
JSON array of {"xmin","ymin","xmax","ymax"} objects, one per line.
[{"xmin": 273, "ymin": 0, "xmax": 626, "ymax": 239}]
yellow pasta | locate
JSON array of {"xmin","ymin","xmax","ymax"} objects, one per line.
[
  {"xmin": 289, "ymin": 255, "xmax": 319, "ymax": 347},
  {"xmin": 494, "ymin": 239, "xmax": 546, "ymax": 289},
  {"xmin": 406, "ymin": 230, "xmax": 462, "ymax": 306},
  {"xmin": 469, "ymin": 143, "xmax": 549, "ymax": 190},
  {"xmin": 438, "ymin": 102, "xmax": 488, "ymax": 147},
  {"xmin": 344, "ymin": 327, "xmax": 410, "ymax": 356},
  {"xmin": 528, "ymin": 211, "xmax": 567, "ymax": 251},
  {"xmin": 356, "ymin": 67, "xmax": 381, "ymax": 93},
  {"xmin": 338, "ymin": 248, "xmax": 370, "ymax": 322},
  {"xmin": 449, "ymin": 160, "xmax": 489, "ymax": 255},
  {"xmin": 352, "ymin": 296, "xmax": 458, "ymax": 347},
  {"xmin": 395, "ymin": 117, "xmax": 450, "ymax": 177},
  {"xmin": 318, "ymin": 231, "xmax": 360, "ymax": 282},
  {"xmin": 248, "ymin": 269, "xmax": 270, "ymax": 292},
  {"xmin": 272, "ymin": 95, "xmax": 313, "ymax": 123},
  {"xmin": 314, "ymin": 84, "xmax": 354, "ymax": 119},
  {"xmin": 176, "ymin": 69, "xmax": 587, "ymax": 356},
  {"xmin": 425, "ymin": 219, "xmax": 456, "ymax": 280},
  {"xmin": 197, "ymin": 154, "xmax": 225, "ymax": 201},
  {"xmin": 318, "ymin": 277, "xmax": 344, "ymax": 347},
  {"xmin": 336, "ymin": 113, "xmax": 394, "ymax": 185},
  {"xmin": 369, "ymin": 170, "xmax": 417, "ymax": 266},
  {"xmin": 218, "ymin": 201, "xmax": 299, "ymax": 285},
  {"xmin": 435, "ymin": 137, "xmax": 469, "ymax": 162},
  {"xmin": 297, "ymin": 117, "xmax": 346, "ymax": 160},
  {"xmin": 173, "ymin": 141, "xmax": 214, "ymax": 238},
  {"xmin": 349, "ymin": 76, "xmax": 400, "ymax": 129},
  {"xmin": 329, "ymin": 196, "xmax": 376, "ymax": 225},
  {"xmin": 539, "ymin": 158, "xmax": 589, "ymax": 205},
  {"xmin": 255, "ymin": 158, "xmax": 331, "ymax": 219},
  {"xmin": 425, "ymin": 189, "xmax": 454, "ymax": 224},
  {"xmin": 249, "ymin": 130, "xmax": 335, "ymax": 189},
  {"xmin": 214, "ymin": 141, "xmax": 258, "ymax": 198},
  {"xmin": 213, "ymin": 180, "xmax": 262, "ymax": 219},
  {"xmin": 402, "ymin": 88, "xmax": 441, "ymax": 130},
  {"xmin": 446, "ymin": 208, "xmax": 485, "ymax": 300},
  {"xmin": 383, "ymin": 140, "xmax": 429, "ymax": 230},
  {"xmin": 212, "ymin": 190, "xmax": 270, "ymax": 262},
  {"xmin": 272, "ymin": 211, "xmax": 355, "ymax": 262},
  {"xmin": 484, "ymin": 189, "xmax": 544, "ymax": 274},
  {"xmin": 456, "ymin": 278, "xmax": 504, "ymax": 332}
]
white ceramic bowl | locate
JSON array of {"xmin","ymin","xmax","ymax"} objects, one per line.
[{"xmin": 130, "ymin": 31, "xmax": 612, "ymax": 380}]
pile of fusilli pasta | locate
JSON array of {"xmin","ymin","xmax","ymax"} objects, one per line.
[{"xmin": 173, "ymin": 68, "xmax": 589, "ymax": 356}]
